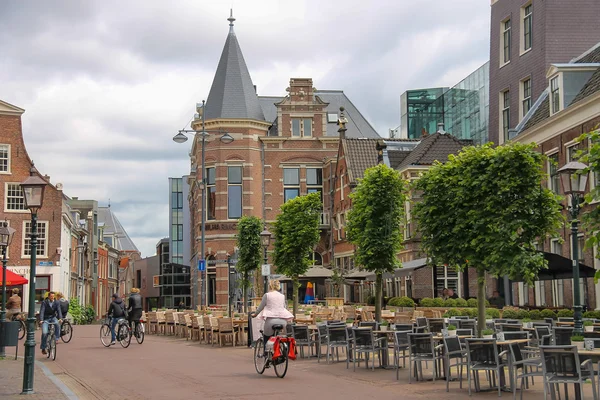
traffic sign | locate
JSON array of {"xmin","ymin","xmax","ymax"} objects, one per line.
[
  {"xmin": 261, "ymin": 264, "xmax": 271, "ymax": 276},
  {"xmin": 198, "ymin": 259, "xmax": 206, "ymax": 271}
]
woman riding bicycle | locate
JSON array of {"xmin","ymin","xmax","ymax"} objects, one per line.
[
  {"xmin": 6, "ymin": 288, "xmax": 21, "ymax": 320},
  {"xmin": 252, "ymin": 280, "xmax": 293, "ymax": 350}
]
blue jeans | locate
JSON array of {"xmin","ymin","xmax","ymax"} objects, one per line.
[
  {"xmin": 111, "ymin": 318, "xmax": 121, "ymax": 342},
  {"xmin": 41, "ymin": 317, "xmax": 60, "ymax": 350}
]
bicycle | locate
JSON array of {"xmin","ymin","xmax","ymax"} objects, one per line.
[
  {"xmin": 9, "ymin": 313, "xmax": 26, "ymax": 340},
  {"xmin": 100, "ymin": 316, "xmax": 130, "ymax": 348},
  {"xmin": 130, "ymin": 320, "xmax": 145, "ymax": 344},
  {"xmin": 60, "ymin": 319, "xmax": 73, "ymax": 343},
  {"xmin": 44, "ymin": 322, "xmax": 57, "ymax": 361},
  {"xmin": 253, "ymin": 323, "xmax": 290, "ymax": 378}
]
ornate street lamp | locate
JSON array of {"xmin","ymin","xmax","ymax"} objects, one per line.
[
  {"xmin": 557, "ymin": 161, "xmax": 589, "ymax": 336},
  {"xmin": 20, "ymin": 166, "xmax": 47, "ymax": 394},
  {"xmin": 0, "ymin": 221, "xmax": 16, "ymax": 358},
  {"xmin": 260, "ymin": 227, "xmax": 272, "ymax": 295},
  {"xmin": 173, "ymin": 100, "xmax": 234, "ymax": 309}
]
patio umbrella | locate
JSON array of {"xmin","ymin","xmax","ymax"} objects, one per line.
[
  {"xmin": 304, "ymin": 282, "xmax": 314, "ymax": 304},
  {"xmin": 512, "ymin": 252, "xmax": 596, "ymax": 281},
  {"xmin": 0, "ymin": 269, "xmax": 28, "ymax": 286}
]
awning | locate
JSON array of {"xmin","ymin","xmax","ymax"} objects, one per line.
[
  {"xmin": 346, "ymin": 269, "xmax": 372, "ymax": 279},
  {"xmin": 278, "ymin": 266, "xmax": 334, "ymax": 281},
  {"xmin": 0, "ymin": 270, "xmax": 29, "ymax": 286},
  {"xmin": 512, "ymin": 252, "xmax": 596, "ymax": 281},
  {"xmin": 365, "ymin": 258, "xmax": 429, "ymax": 281}
]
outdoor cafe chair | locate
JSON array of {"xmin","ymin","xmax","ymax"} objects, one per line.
[
  {"xmin": 393, "ymin": 330, "xmax": 411, "ymax": 379},
  {"xmin": 394, "ymin": 323, "xmax": 414, "ymax": 332},
  {"xmin": 552, "ymin": 327, "xmax": 574, "ymax": 346},
  {"xmin": 407, "ymin": 333, "xmax": 444, "ymax": 383},
  {"xmin": 500, "ymin": 323, "xmax": 523, "ymax": 332},
  {"xmin": 427, "ymin": 318, "xmax": 446, "ymax": 335},
  {"xmin": 325, "ymin": 325, "xmax": 349, "ymax": 365},
  {"xmin": 557, "ymin": 317, "xmax": 574, "ymax": 323},
  {"xmin": 508, "ymin": 341, "xmax": 543, "ymax": 400},
  {"xmin": 453, "ymin": 316, "xmax": 471, "ymax": 320},
  {"xmin": 359, "ymin": 321, "xmax": 378, "ymax": 330},
  {"xmin": 292, "ymin": 324, "xmax": 316, "ymax": 358},
  {"xmin": 544, "ymin": 318, "xmax": 555, "ymax": 326},
  {"xmin": 539, "ymin": 345, "xmax": 597, "ymax": 400},
  {"xmin": 352, "ymin": 328, "xmax": 386, "ymax": 371},
  {"xmin": 443, "ymin": 335, "xmax": 469, "ymax": 392},
  {"xmin": 415, "ymin": 317, "xmax": 428, "ymax": 333},
  {"xmin": 460, "ymin": 320, "xmax": 477, "ymax": 333},
  {"xmin": 316, "ymin": 324, "xmax": 328, "ymax": 362},
  {"xmin": 456, "ymin": 329, "xmax": 474, "ymax": 345},
  {"xmin": 465, "ymin": 338, "xmax": 508, "ymax": 397}
]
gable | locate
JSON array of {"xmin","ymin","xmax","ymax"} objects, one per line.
[{"xmin": 0, "ymin": 100, "xmax": 25, "ymax": 116}]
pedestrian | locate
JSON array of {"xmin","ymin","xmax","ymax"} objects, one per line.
[
  {"xmin": 107, "ymin": 293, "xmax": 126, "ymax": 346},
  {"xmin": 127, "ymin": 288, "xmax": 143, "ymax": 334},
  {"xmin": 441, "ymin": 288, "xmax": 449, "ymax": 300},
  {"xmin": 447, "ymin": 288, "xmax": 459, "ymax": 299},
  {"xmin": 39, "ymin": 291, "xmax": 62, "ymax": 355},
  {"xmin": 6, "ymin": 288, "xmax": 21, "ymax": 320}
]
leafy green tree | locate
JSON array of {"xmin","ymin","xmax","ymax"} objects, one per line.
[
  {"xmin": 236, "ymin": 216, "xmax": 263, "ymax": 313},
  {"xmin": 413, "ymin": 142, "xmax": 563, "ymax": 335},
  {"xmin": 346, "ymin": 164, "xmax": 408, "ymax": 322},
  {"xmin": 273, "ymin": 192, "xmax": 322, "ymax": 316}
]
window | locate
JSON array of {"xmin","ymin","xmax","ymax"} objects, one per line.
[
  {"xmin": 291, "ymin": 118, "xmax": 312, "ymax": 137},
  {"xmin": 227, "ymin": 166, "xmax": 242, "ymax": 219},
  {"xmin": 501, "ymin": 90, "xmax": 510, "ymax": 141},
  {"xmin": 5, "ymin": 183, "xmax": 25, "ymax": 211},
  {"xmin": 435, "ymin": 266, "xmax": 460, "ymax": 297},
  {"xmin": 34, "ymin": 275, "xmax": 50, "ymax": 304},
  {"xmin": 523, "ymin": 4, "xmax": 532, "ymax": 52},
  {"xmin": 501, "ymin": 19, "xmax": 511, "ymax": 65},
  {"xmin": 23, "ymin": 221, "xmax": 48, "ymax": 257},
  {"xmin": 566, "ymin": 143, "xmax": 579, "ymax": 163},
  {"xmin": 534, "ymin": 281, "xmax": 546, "ymax": 306},
  {"xmin": 306, "ymin": 168, "xmax": 323, "ymax": 202},
  {"xmin": 206, "ymin": 167, "xmax": 216, "ymax": 220},
  {"xmin": 311, "ymin": 252, "xmax": 322, "ymax": 266},
  {"xmin": 283, "ymin": 168, "xmax": 300, "ymax": 202},
  {"xmin": 551, "ymin": 238, "xmax": 562, "ymax": 256},
  {"xmin": 571, "ymin": 234, "xmax": 585, "ymax": 261},
  {"xmin": 548, "ymin": 153, "xmax": 560, "ymax": 194},
  {"xmin": 521, "ymin": 78, "xmax": 531, "ymax": 119},
  {"xmin": 327, "ymin": 113, "xmax": 338, "ymax": 123},
  {"xmin": 0, "ymin": 220, "xmax": 10, "ymax": 258},
  {"xmin": 0, "ymin": 144, "xmax": 9, "ymax": 173},
  {"xmin": 551, "ymin": 76, "xmax": 561, "ymax": 114}
]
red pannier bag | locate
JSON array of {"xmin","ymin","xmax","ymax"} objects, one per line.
[{"xmin": 280, "ymin": 337, "xmax": 297, "ymax": 360}]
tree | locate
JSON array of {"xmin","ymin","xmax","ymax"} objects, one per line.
[
  {"xmin": 235, "ymin": 216, "xmax": 263, "ymax": 313},
  {"xmin": 346, "ymin": 164, "xmax": 408, "ymax": 323},
  {"xmin": 413, "ymin": 142, "xmax": 563, "ymax": 335},
  {"xmin": 273, "ymin": 192, "xmax": 322, "ymax": 317}
]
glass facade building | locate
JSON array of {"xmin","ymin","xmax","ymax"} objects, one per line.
[
  {"xmin": 169, "ymin": 178, "xmax": 184, "ymax": 265},
  {"xmin": 398, "ymin": 62, "xmax": 490, "ymax": 145}
]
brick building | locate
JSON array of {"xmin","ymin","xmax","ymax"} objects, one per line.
[
  {"xmin": 490, "ymin": 0, "xmax": 600, "ymax": 145},
  {"xmin": 0, "ymin": 99, "xmax": 65, "ymax": 311}
]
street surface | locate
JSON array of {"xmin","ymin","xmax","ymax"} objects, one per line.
[{"xmin": 2, "ymin": 325, "xmax": 588, "ymax": 399}]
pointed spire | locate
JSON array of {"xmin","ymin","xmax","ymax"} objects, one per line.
[
  {"xmin": 227, "ymin": 9, "xmax": 235, "ymax": 33},
  {"xmin": 204, "ymin": 11, "xmax": 265, "ymax": 121}
]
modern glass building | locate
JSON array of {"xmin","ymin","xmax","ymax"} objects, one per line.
[{"xmin": 397, "ymin": 62, "xmax": 490, "ymax": 145}]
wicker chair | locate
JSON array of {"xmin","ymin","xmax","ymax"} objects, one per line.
[{"xmin": 217, "ymin": 317, "xmax": 236, "ymax": 347}]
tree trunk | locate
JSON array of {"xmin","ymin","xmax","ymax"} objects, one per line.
[
  {"xmin": 292, "ymin": 277, "xmax": 299, "ymax": 318},
  {"xmin": 375, "ymin": 272, "xmax": 383, "ymax": 323},
  {"xmin": 254, "ymin": 269, "xmax": 263, "ymax": 298},
  {"xmin": 477, "ymin": 269, "xmax": 486, "ymax": 337},
  {"xmin": 242, "ymin": 272, "xmax": 248, "ymax": 314}
]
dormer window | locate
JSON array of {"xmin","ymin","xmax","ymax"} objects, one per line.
[
  {"xmin": 291, "ymin": 118, "xmax": 312, "ymax": 137},
  {"xmin": 327, "ymin": 113, "xmax": 338, "ymax": 123},
  {"xmin": 550, "ymin": 75, "xmax": 561, "ymax": 114}
]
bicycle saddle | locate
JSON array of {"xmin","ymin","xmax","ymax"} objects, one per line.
[{"xmin": 272, "ymin": 324, "xmax": 284, "ymax": 331}]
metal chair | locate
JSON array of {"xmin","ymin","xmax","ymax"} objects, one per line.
[
  {"xmin": 427, "ymin": 318, "xmax": 446, "ymax": 334},
  {"xmin": 443, "ymin": 335, "xmax": 468, "ymax": 392},
  {"xmin": 359, "ymin": 321, "xmax": 378, "ymax": 330},
  {"xmin": 508, "ymin": 341, "xmax": 543, "ymax": 400},
  {"xmin": 500, "ymin": 323, "xmax": 523, "ymax": 332},
  {"xmin": 465, "ymin": 338, "xmax": 508, "ymax": 397},
  {"xmin": 415, "ymin": 317, "xmax": 428, "ymax": 333},
  {"xmin": 392, "ymin": 330, "xmax": 411, "ymax": 379},
  {"xmin": 292, "ymin": 324, "xmax": 316, "ymax": 358},
  {"xmin": 552, "ymin": 327, "xmax": 574, "ymax": 346},
  {"xmin": 407, "ymin": 333, "xmax": 444, "ymax": 383},
  {"xmin": 351, "ymin": 328, "xmax": 385, "ymax": 371},
  {"xmin": 393, "ymin": 323, "xmax": 414, "ymax": 332},
  {"xmin": 539, "ymin": 345, "xmax": 597, "ymax": 400},
  {"xmin": 315, "ymin": 324, "xmax": 328, "ymax": 362},
  {"xmin": 460, "ymin": 319, "xmax": 477, "ymax": 333},
  {"xmin": 325, "ymin": 325, "xmax": 349, "ymax": 365}
]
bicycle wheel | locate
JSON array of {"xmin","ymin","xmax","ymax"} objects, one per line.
[
  {"xmin": 50, "ymin": 334, "xmax": 57, "ymax": 360},
  {"xmin": 135, "ymin": 323, "xmax": 145, "ymax": 344},
  {"xmin": 18, "ymin": 320, "xmax": 26, "ymax": 340},
  {"xmin": 118, "ymin": 323, "xmax": 131, "ymax": 348},
  {"xmin": 100, "ymin": 324, "xmax": 112, "ymax": 347},
  {"xmin": 273, "ymin": 342, "xmax": 288, "ymax": 378},
  {"xmin": 253, "ymin": 338, "xmax": 266, "ymax": 374},
  {"xmin": 61, "ymin": 320, "xmax": 73, "ymax": 343}
]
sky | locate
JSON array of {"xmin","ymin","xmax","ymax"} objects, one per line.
[{"xmin": 0, "ymin": 0, "xmax": 491, "ymax": 258}]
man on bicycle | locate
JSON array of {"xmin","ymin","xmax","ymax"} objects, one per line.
[
  {"xmin": 127, "ymin": 288, "xmax": 142, "ymax": 336},
  {"xmin": 107, "ymin": 293, "xmax": 126, "ymax": 346},
  {"xmin": 6, "ymin": 288, "xmax": 21, "ymax": 320},
  {"xmin": 39, "ymin": 291, "xmax": 62, "ymax": 355}
]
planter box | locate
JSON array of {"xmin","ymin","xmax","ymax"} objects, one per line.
[
  {"xmin": 572, "ymin": 341, "xmax": 584, "ymax": 350},
  {"xmin": 447, "ymin": 330, "xmax": 457, "ymax": 337},
  {"xmin": 325, "ymin": 297, "xmax": 344, "ymax": 307},
  {"xmin": 585, "ymin": 326, "xmax": 594, "ymax": 332}
]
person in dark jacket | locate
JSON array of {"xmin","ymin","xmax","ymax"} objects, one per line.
[
  {"xmin": 127, "ymin": 288, "xmax": 143, "ymax": 335},
  {"xmin": 39, "ymin": 291, "xmax": 62, "ymax": 354},
  {"xmin": 108, "ymin": 293, "xmax": 126, "ymax": 345},
  {"xmin": 56, "ymin": 292, "xmax": 69, "ymax": 319}
]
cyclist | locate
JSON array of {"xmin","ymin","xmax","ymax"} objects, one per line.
[
  {"xmin": 56, "ymin": 292, "xmax": 69, "ymax": 320},
  {"xmin": 39, "ymin": 291, "xmax": 62, "ymax": 355},
  {"xmin": 6, "ymin": 288, "xmax": 21, "ymax": 320},
  {"xmin": 107, "ymin": 293, "xmax": 126, "ymax": 346},
  {"xmin": 252, "ymin": 279, "xmax": 293, "ymax": 353},
  {"xmin": 127, "ymin": 288, "xmax": 142, "ymax": 335}
]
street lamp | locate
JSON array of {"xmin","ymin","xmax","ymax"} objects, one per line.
[
  {"xmin": 260, "ymin": 227, "xmax": 272, "ymax": 295},
  {"xmin": 173, "ymin": 100, "xmax": 235, "ymax": 310},
  {"xmin": 20, "ymin": 166, "xmax": 47, "ymax": 394},
  {"xmin": 0, "ymin": 221, "xmax": 16, "ymax": 358},
  {"xmin": 557, "ymin": 160, "xmax": 589, "ymax": 336}
]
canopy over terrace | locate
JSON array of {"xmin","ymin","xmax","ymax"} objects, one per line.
[
  {"xmin": 364, "ymin": 258, "xmax": 429, "ymax": 281},
  {"xmin": 511, "ymin": 252, "xmax": 596, "ymax": 281}
]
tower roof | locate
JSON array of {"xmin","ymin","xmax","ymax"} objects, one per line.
[{"xmin": 204, "ymin": 11, "xmax": 265, "ymax": 121}]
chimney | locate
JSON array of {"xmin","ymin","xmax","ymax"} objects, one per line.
[
  {"xmin": 376, "ymin": 140, "xmax": 387, "ymax": 165},
  {"xmin": 44, "ymin": 174, "xmax": 50, "ymax": 181},
  {"xmin": 337, "ymin": 107, "xmax": 348, "ymax": 139},
  {"xmin": 437, "ymin": 122, "xmax": 446, "ymax": 135}
]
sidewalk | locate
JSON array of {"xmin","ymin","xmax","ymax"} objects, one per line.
[{"xmin": 0, "ymin": 358, "xmax": 69, "ymax": 400}]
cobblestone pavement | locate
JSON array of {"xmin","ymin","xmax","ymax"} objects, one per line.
[
  {"xmin": 0, "ymin": 357, "xmax": 69, "ymax": 399},
  {"xmin": 3, "ymin": 325, "xmax": 596, "ymax": 399}
]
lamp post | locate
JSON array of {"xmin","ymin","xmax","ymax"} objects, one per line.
[
  {"xmin": 20, "ymin": 167, "xmax": 47, "ymax": 394},
  {"xmin": 557, "ymin": 161, "xmax": 589, "ymax": 336},
  {"xmin": 260, "ymin": 227, "xmax": 272, "ymax": 295},
  {"xmin": 173, "ymin": 101, "xmax": 234, "ymax": 310},
  {"xmin": 0, "ymin": 222, "xmax": 16, "ymax": 358}
]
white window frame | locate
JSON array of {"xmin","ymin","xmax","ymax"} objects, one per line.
[
  {"xmin": 306, "ymin": 167, "xmax": 323, "ymax": 203},
  {"xmin": 520, "ymin": 77, "xmax": 532, "ymax": 121},
  {"xmin": 521, "ymin": 2, "xmax": 532, "ymax": 54},
  {"xmin": 4, "ymin": 182, "xmax": 27, "ymax": 213},
  {"xmin": 283, "ymin": 167, "xmax": 300, "ymax": 203},
  {"xmin": 534, "ymin": 281, "xmax": 546, "ymax": 306},
  {"xmin": 550, "ymin": 74, "xmax": 562, "ymax": 115},
  {"xmin": 435, "ymin": 265, "xmax": 461, "ymax": 298},
  {"xmin": 339, "ymin": 172, "xmax": 345, "ymax": 201},
  {"xmin": 546, "ymin": 150, "xmax": 560, "ymax": 194},
  {"xmin": 0, "ymin": 144, "xmax": 10, "ymax": 174},
  {"xmin": 291, "ymin": 118, "xmax": 313, "ymax": 137},
  {"xmin": 550, "ymin": 237, "xmax": 562, "ymax": 256},
  {"xmin": 552, "ymin": 279, "xmax": 564, "ymax": 307},
  {"xmin": 22, "ymin": 220, "xmax": 49, "ymax": 259},
  {"xmin": 517, "ymin": 282, "xmax": 525, "ymax": 306},
  {"xmin": 206, "ymin": 166, "xmax": 216, "ymax": 221},
  {"xmin": 500, "ymin": 90, "xmax": 510, "ymax": 141},
  {"xmin": 500, "ymin": 18, "xmax": 511, "ymax": 66}
]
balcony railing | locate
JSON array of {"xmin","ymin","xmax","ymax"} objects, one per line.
[{"xmin": 319, "ymin": 212, "xmax": 330, "ymax": 229}]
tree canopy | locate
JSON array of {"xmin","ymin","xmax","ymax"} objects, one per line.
[{"xmin": 236, "ymin": 215, "xmax": 263, "ymax": 312}]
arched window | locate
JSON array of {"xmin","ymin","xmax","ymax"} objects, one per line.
[{"xmin": 312, "ymin": 252, "xmax": 322, "ymax": 266}]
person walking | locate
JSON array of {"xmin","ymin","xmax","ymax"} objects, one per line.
[
  {"xmin": 252, "ymin": 280, "xmax": 294, "ymax": 351},
  {"xmin": 107, "ymin": 293, "xmax": 126, "ymax": 346},
  {"xmin": 39, "ymin": 291, "xmax": 62, "ymax": 355},
  {"xmin": 127, "ymin": 288, "xmax": 143, "ymax": 334}
]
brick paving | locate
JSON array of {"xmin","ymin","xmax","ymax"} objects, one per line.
[{"xmin": 0, "ymin": 358, "xmax": 68, "ymax": 400}]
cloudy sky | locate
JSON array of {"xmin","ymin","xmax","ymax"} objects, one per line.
[{"xmin": 0, "ymin": 0, "xmax": 490, "ymax": 258}]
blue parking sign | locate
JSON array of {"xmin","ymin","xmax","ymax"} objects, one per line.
[{"xmin": 198, "ymin": 259, "xmax": 206, "ymax": 271}]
